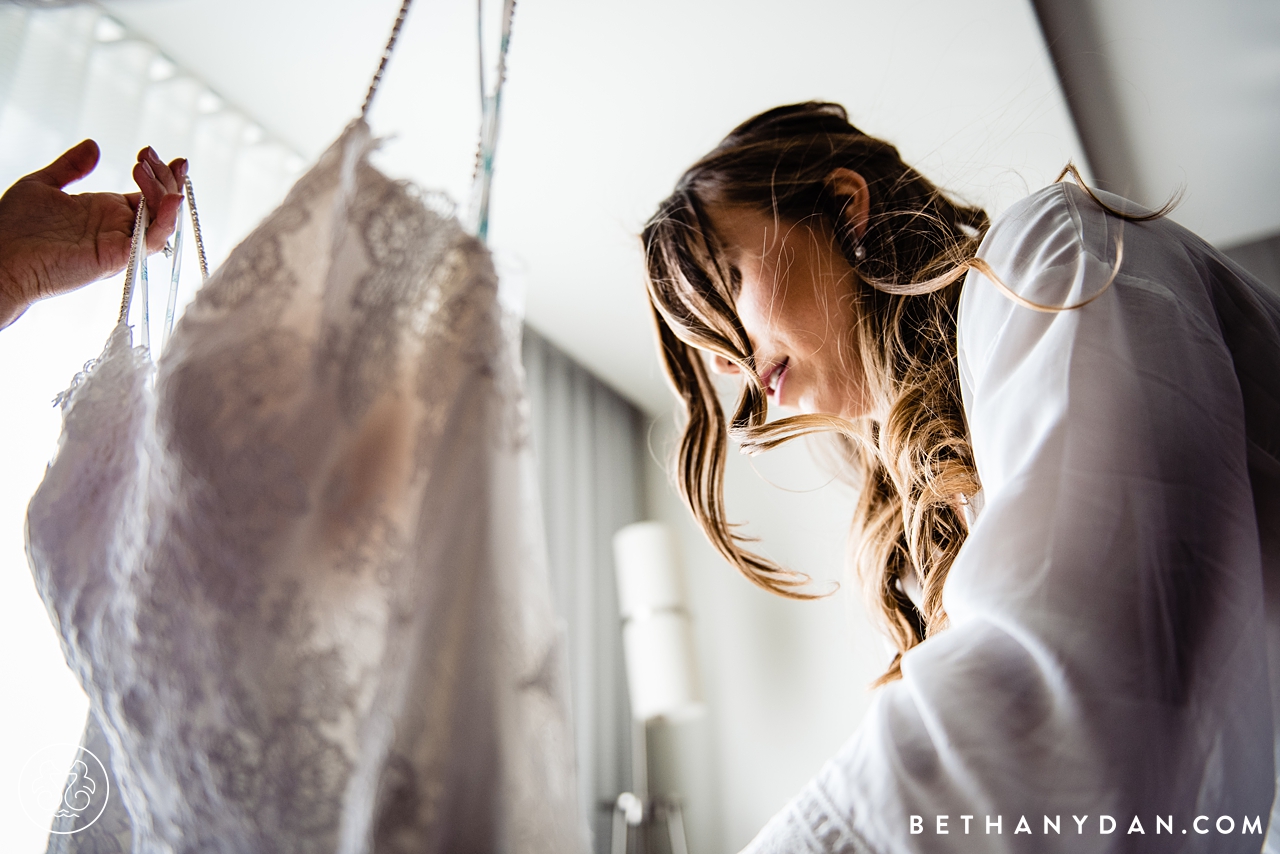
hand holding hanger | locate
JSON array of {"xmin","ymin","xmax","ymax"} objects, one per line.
[{"xmin": 0, "ymin": 140, "xmax": 187, "ymax": 330}]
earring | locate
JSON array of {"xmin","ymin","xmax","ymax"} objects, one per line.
[{"xmin": 853, "ymin": 242, "xmax": 866, "ymax": 262}]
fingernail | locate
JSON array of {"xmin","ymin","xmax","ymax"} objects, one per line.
[
  {"xmin": 146, "ymin": 146, "xmax": 159, "ymax": 163},
  {"xmin": 142, "ymin": 160, "xmax": 156, "ymax": 179}
]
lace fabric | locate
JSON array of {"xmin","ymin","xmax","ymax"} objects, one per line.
[{"xmin": 28, "ymin": 120, "xmax": 581, "ymax": 853}]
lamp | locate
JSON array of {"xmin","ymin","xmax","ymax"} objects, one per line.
[{"xmin": 611, "ymin": 521, "xmax": 702, "ymax": 854}]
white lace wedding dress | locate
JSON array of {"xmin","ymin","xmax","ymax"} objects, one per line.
[{"xmin": 28, "ymin": 120, "xmax": 581, "ymax": 854}]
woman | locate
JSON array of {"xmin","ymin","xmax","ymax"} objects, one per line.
[{"xmin": 643, "ymin": 102, "xmax": 1280, "ymax": 852}]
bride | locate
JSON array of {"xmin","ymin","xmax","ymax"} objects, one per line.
[{"xmin": 643, "ymin": 101, "xmax": 1280, "ymax": 852}]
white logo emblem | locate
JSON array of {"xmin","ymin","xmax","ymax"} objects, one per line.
[{"xmin": 19, "ymin": 744, "xmax": 110, "ymax": 835}]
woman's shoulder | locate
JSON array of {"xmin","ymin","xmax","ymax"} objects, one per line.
[
  {"xmin": 977, "ymin": 182, "xmax": 1115, "ymax": 279},
  {"xmin": 961, "ymin": 183, "xmax": 1119, "ymax": 326},
  {"xmin": 957, "ymin": 183, "xmax": 1129, "ymax": 391},
  {"xmin": 977, "ymin": 180, "xmax": 1170, "ymax": 276}
]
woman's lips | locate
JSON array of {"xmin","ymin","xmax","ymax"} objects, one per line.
[
  {"xmin": 768, "ymin": 361, "xmax": 788, "ymax": 407},
  {"xmin": 761, "ymin": 358, "xmax": 790, "ymax": 405},
  {"xmin": 773, "ymin": 361, "xmax": 789, "ymax": 406}
]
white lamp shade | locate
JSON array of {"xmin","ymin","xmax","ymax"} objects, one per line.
[{"xmin": 613, "ymin": 522, "xmax": 704, "ymax": 721}]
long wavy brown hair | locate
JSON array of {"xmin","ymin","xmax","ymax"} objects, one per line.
[{"xmin": 642, "ymin": 102, "xmax": 991, "ymax": 683}]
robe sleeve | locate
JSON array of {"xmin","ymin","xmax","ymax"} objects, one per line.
[{"xmin": 740, "ymin": 184, "xmax": 1274, "ymax": 854}]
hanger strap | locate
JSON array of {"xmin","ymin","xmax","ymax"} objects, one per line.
[
  {"xmin": 118, "ymin": 178, "xmax": 211, "ymax": 340},
  {"xmin": 118, "ymin": 198, "xmax": 147, "ymax": 324},
  {"xmin": 184, "ymin": 176, "xmax": 210, "ymax": 281},
  {"xmin": 361, "ymin": 0, "xmax": 415, "ymax": 120},
  {"xmin": 470, "ymin": 0, "xmax": 518, "ymax": 243}
]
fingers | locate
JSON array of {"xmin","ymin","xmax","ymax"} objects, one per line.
[
  {"xmin": 132, "ymin": 148, "xmax": 189, "ymax": 253},
  {"xmin": 132, "ymin": 160, "xmax": 164, "ymax": 212},
  {"xmin": 26, "ymin": 140, "xmax": 101, "ymax": 189},
  {"xmin": 144, "ymin": 192, "xmax": 183, "ymax": 254},
  {"xmin": 133, "ymin": 147, "xmax": 184, "ymax": 209},
  {"xmin": 121, "ymin": 187, "xmax": 182, "ymax": 255}
]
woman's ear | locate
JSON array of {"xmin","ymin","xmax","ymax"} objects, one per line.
[{"xmin": 825, "ymin": 167, "xmax": 870, "ymax": 241}]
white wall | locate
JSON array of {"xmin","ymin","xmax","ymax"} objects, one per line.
[{"xmin": 643, "ymin": 415, "xmax": 891, "ymax": 853}]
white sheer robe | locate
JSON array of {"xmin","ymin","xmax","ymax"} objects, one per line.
[
  {"xmin": 28, "ymin": 120, "xmax": 581, "ymax": 853},
  {"xmin": 744, "ymin": 182, "xmax": 1280, "ymax": 853}
]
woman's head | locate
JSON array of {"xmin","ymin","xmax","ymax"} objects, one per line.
[
  {"xmin": 697, "ymin": 183, "xmax": 868, "ymax": 420},
  {"xmin": 642, "ymin": 102, "xmax": 987, "ymax": 680}
]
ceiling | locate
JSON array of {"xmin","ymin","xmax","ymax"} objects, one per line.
[
  {"xmin": 1032, "ymin": 0, "xmax": 1280, "ymax": 249},
  {"xmin": 97, "ymin": 0, "xmax": 1277, "ymax": 415}
]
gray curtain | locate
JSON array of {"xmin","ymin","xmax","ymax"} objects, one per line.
[{"xmin": 522, "ymin": 327, "xmax": 645, "ymax": 852}]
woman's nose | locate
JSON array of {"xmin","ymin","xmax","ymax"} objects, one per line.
[{"xmin": 708, "ymin": 353, "xmax": 741, "ymax": 376}]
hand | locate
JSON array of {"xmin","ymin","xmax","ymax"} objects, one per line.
[{"xmin": 0, "ymin": 141, "xmax": 189, "ymax": 330}]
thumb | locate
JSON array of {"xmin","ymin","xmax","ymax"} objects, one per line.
[{"xmin": 26, "ymin": 140, "xmax": 101, "ymax": 189}]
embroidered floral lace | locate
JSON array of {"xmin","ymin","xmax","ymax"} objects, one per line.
[{"xmin": 29, "ymin": 120, "xmax": 581, "ymax": 854}]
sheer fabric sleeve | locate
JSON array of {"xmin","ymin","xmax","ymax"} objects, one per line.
[{"xmin": 741, "ymin": 184, "xmax": 1274, "ymax": 853}]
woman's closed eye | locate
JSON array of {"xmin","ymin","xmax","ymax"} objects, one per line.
[
  {"xmin": 707, "ymin": 352, "xmax": 742, "ymax": 376},
  {"xmin": 727, "ymin": 264, "xmax": 742, "ymax": 299}
]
